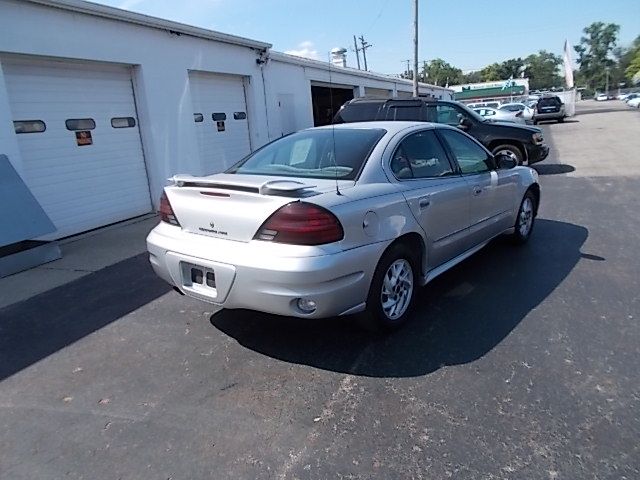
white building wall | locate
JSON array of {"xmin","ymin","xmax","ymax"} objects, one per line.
[{"xmin": 0, "ymin": 0, "xmax": 270, "ymax": 205}]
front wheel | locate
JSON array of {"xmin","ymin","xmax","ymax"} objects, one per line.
[
  {"xmin": 358, "ymin": 244, "xmax": 417, "ymax": 332},
  {"xmin": 510, "ymin": 190, "xmax": 537, "ymax": 244},
  {"xmin": 492, "ymin": 144, "xmax": 524, "ymax": 165}
]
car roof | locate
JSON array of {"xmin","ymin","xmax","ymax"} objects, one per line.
[
  {"xmin": 311, "ymin": 121, "xmax": 445, "ymax": 134},
  {"xmin": 344, "ymin": 97, "xmax": 449, "ymax": 105}
]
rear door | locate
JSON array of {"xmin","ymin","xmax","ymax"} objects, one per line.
[{"xmin": 389, "ymin": 129, "xmax": 469, "ymax": 268}]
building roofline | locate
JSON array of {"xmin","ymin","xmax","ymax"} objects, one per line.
[
  {"xmin": 24, "ymin": 0, "xmax": 272, "ymax": 50},
  {"xmin": 269, "ymin": 51, "xmax": 452, "ymax": 92}
]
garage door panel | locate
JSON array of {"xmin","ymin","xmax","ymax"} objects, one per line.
[
  {"xmin": 3, "ymin": 57, "xmax": 152, "ymax": 238},
  {"xmin": 189, "ymin": 71, "xmax": 251, "ymax": 174}
]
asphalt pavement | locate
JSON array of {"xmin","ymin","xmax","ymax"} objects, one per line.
[{"xmin": 1, "ymin": 100, "xmax": 639, "ymax": 479}]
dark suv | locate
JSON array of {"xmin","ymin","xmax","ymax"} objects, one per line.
[
  {"xmin": 533, "ymin": 95, "xmax": 565, "ymax": 124},
  {"xmin": 334, "ymin": 98, "xmax": 549, "ymax": 165}
]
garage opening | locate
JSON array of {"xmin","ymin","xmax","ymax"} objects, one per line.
[
  {"xmin": 311, "ymin": 85, "xmax": 354, "ymax": 126},
  {"xmin": 2, "ymin": 56, "xmax": 152, "ymax": 239}
]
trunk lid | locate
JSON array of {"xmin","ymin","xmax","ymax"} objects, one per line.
[{"xmin": 165, "ymin": 173, "xmax": 353, "ymax": 242}]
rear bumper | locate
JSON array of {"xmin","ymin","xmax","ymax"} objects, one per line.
[
  {"xmin": 146, "ymin": 223, "xmax": 386, "ymax": 319},
  {"xmin": 525, "ymin": 143, "xmax": 549, "ymax": 165},
  {"xmin": 534, "ymin": 111, "xmax": 565, "ymax": 121}
]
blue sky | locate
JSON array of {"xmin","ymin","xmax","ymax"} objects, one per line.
[{"xmin": 95, "ymin": 0, "xmax": 640, "ymax": 74}]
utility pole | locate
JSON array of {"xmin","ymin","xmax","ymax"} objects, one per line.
[
  {"xmin": 358, "ymin": 35, "xmax": 372, "ymax": 71},
  {"xmin": 402, "ymin": 59, "xmax": 411, "ymax": 78},
  {"xmin": 605, "ymin": 68, "xmax": 610, "ymax": 96},
  {"xmin": 412, "ymin": 0, "xmax": 419, "ymax": 97},
  {"xmin": 352, "ymin": 35, "xmax": 361, "ymax": 70}
]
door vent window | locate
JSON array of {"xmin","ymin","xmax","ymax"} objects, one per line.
[
  {"xmin": 212, "ymin": 113, "xmax": 227, "ymax": 121},
  {"xmin": 14, "ymin": 120, "xmax": 46, "ymax": 134},
  {"xmin": 65, "ymin": 118, "xmax": 96, "ymax": 131},
  {"xmin": 233, "ymin": 112, "xmax": 247, "ymax": 120},
  {"xmin": 111, "ymin": 117, "xmax": 136, "ymax": 128}
]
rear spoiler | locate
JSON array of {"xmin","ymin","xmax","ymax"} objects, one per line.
[{"xmin": 169, "ymin": 175, "xmax": 317, "ymax": 195}]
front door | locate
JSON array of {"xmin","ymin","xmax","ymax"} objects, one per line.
[
  {"xmin": 437, "ymin": 128, "xmax": 506, "ymax": 247},
  {"xmin": 389, "ymin": 129, "xmax": 469, "ymax": 269}
]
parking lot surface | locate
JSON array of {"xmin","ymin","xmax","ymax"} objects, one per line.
[{"xmin": 1, "ymin": 101, "xmax": 639, "ymax": 479}]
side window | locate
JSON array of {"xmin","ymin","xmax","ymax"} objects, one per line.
[
  {"xmin": 390, "ymin": 130, "xmax": 454, "ymax": 179},
  {"xmin": 435, "ymin": 104, "xmax": 467, "ymax": 126},
  {"xmin": 386, "ymin": 106, "xmax": 423, "ymax": 121},
  {"xmin": 439, "ymin": 129, "xmax": 492, "ymax": 175}
]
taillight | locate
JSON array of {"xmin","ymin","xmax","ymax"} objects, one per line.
[
  {"xmin": 158, "ymin": 191, "xmax": 180, "ymax": 226},
  {"xmin": 254, "ymin": 202, "xmax": 343, "ymax": 245}
]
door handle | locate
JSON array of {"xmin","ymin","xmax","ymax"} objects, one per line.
[
  {"xmin": 473, "ymin": 186, "xmax": 482, "ymax": 196},
  {"xmin": 418, "ymin": 197, "xmax": 431, "ymax": 209}
]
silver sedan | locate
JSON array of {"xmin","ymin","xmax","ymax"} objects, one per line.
[
  {"xmin": 473, "ymin": 107, "xmax": 527, "ymax": 124},
  {"xmin": 147, "ymin": 122, "xmax": 540, "ymax": 330}
]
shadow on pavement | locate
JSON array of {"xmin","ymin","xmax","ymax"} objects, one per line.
[
  {"xmin": 0, "ymin": 253, "xmax": 170, "ymax": 381},
  {"xmin": 212, "ymin": 219, "xmax": 588, "ymax": 378},
  {"xmin": 533, "ymin": 164, "xmax": 576, "ymax": 175}
]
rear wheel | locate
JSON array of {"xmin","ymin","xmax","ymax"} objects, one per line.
[
  {"xmin": 492, "ymin": 144, "xmax": 524, "ymax": 165},
  {"xmin": 359, "ymin": 244, "xmax": 417, "ymax": 332},
  {"xmin": 510, "ymin": 190, "xmax": 536, "ymax": 244},
  {"xmin": 558, "ymin": 116, "xmax": 565, "ymax": 123}
]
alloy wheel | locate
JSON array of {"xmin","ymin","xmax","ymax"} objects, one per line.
[
  {"xmin": 518, "ymin": 197, "xmax": 534, "ymax": 237},
  {"xmin": 380, "ymin": 259, "xmax": 414, "ymax": 320}
]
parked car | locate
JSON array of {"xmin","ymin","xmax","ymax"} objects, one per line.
[
  {"xmin": 467, "ymin": 101, "xmax": 501, "ymax": 109},
  {"xmin": 533, "ymin": 95, "xmax": 566, "ymax": 124},
  {"xmin": 147, "ymin": 122, "xmax": 540, "ymax": 330},
  {"xmin": 627, "ymin": 97, "xmax": 640, "ymax": 108},
  {"xmin": 473, "ymin": 107, "xmax": 527, "ymax": 124},
  {"xmin": 624, "ymin": 93, "xmax": 640, "ymax": 103},
  {"xmin": 595, "ymin": 93, "xmax": 609, "ymax": 101},
  {"xmin": 334, "ymin": 97, "xmax": 549, "ymax": 165},
  {"xmin": 499, "ymin": 102, "xmax": 535, "ymax": 122}
]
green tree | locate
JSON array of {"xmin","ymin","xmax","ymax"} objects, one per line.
[
  {"xmin": 616, "ymin": 35, "xmax": 640, "ymax": 84},
  {"xmin": 421, "ymin": 58, "xmax": 463, "ymax": 86},
  {"xmin": 462, "ymin": 70, "xmax": 483, "ymax": 84},
  {"xmin": 523, "ymin": 50, "xmax": 563, "ymax": 90},
  {"xmin": 498, "ymin": 58, "xmax": 525, "ymax": 79},
  {"xmin": 574, "ymin": 22, "xmax": 620, "ymax": 90},
  {"xmin": 480, "ymin": 63, "xmax": 502, "ymax": 81},
  {"xmin": 627, "ymin": 49, "xmax": 640, "ymax": 84}
]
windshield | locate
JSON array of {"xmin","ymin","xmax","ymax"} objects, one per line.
[
  {"xmin": 226, "ymin": 128, "xmax": 386, "ymax": 180},
  {"xmin": 456, "ymin": 102, "xmax": 488, "ymax": 123}
]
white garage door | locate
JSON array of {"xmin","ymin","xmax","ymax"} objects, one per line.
[
  {"xmin": 189, "ymin": 71, "xmax": 251, "ymax": 174},
  {"xmin": 3, "ymin": 57, "xmax": 152, "ymax": 238}
]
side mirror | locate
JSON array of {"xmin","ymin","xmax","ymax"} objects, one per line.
[
  {"xmin": 495, "ymin": 153, "xmax": 517, "ymax": 169},
  {"xmin": 459, "ymin": 117, "xmax": 472, "ymax": 129}
]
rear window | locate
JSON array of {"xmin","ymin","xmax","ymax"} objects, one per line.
[
  {"xmin": 226, "ymin": 128, "xmax": 386, "ymax": 180},
  {"xmin": 333, "ymin": 103, "xmax": 382, "ymax": 123},
  {"xmin": 538, "ymin": 97, "xmax": 562, "ymax": 107}
]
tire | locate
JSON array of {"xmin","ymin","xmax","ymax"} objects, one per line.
[
  {"xmin": 558, "ymin": 116, "xmax": 565, "ymax": 123},
  {"xmin": 510, "ymin": 190, "xmax": 537, "ymax": 245},
  {"xmin": 492, "ymin": 144, "xmax": 524, "ymax": 165},
  {"xmin": 358, "ymin": 243, "xmax": 418, "ymax": 332}
]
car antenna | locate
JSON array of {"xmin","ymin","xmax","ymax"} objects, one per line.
[{"xmin": 327, "ymin": 52, "xmax": 342, "ymax": 196}]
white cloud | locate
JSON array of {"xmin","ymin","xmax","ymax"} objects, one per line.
[{"xmin": 284, "ymin": 41, "xmax": 320, "ymax": 60}]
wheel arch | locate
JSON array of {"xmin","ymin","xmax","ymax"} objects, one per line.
[
  {"xmin": 527, "ymin": 183, "xmax": 541, "ymax": 216},
  {"xmin": 381, "ymin": 232, "xmax": 426, "ymax": 279}
]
